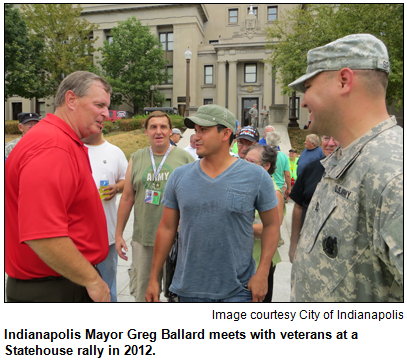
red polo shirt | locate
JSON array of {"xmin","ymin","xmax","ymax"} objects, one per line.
[{"xmin": 5, "ymin": 113, "xmax": 109, "ymax": 279}]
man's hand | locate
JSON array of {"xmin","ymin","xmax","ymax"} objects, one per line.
[
  {"xmin": 289, "ymin": 203, "xmax": 303, "ymax": 263},
  {"xmin": 289, "ymin": 243, "xmax": 297, "ymax": 263},
  {"xmin": 247, "ymin": 272, "xmax": 268, "ymax": 302},
  {"xmin": 145, "ymin": 279, "xmax": 160, "ymax": 302},
  {"xmin": 284, "ymin": 187, "xmax": 291, "ymax": 200},
  {"xmin": 115, "ymin": 235, "xmax": 128, "ymax": 261},
  {"xmin": 252, "ymin": 207, "xmax": 279, "ymax": 302},
  {"xmin": 26, "ymin": 236, "xmax": 111, "ymax": 302},
  {"xmin": 86, "ymin": 278, "xmax": 111, "ymax": 302},
  {"xmin": 101, "ymin": 185, "xmax": 117, "ymax": 201}
]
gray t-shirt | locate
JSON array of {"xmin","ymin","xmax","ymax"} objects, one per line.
[{"xmin": 162, "ymin": 158, "xmax": 278, "ymax": 299}]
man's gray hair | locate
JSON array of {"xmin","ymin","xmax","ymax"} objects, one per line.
[
  {"xmin": 54, "ymin": 71, "xmax": 112, "ymax": 108},
  {"xmin": 265, "ymin": 125, "xmax": 275, "ymax": 131},
  {"xmin": 266, "ymin": 130, "xmax": 281, "ymax": 147},
  {"xmin": 307, "ymin": 134, "xmax": 320, "ymax": 147}
]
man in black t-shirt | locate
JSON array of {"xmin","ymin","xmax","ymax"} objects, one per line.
[{"xmin": 288, "ymin": 135, "xmax": 339, "ymax": 263}]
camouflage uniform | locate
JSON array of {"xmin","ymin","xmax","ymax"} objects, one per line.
[
  {"xmin": 291, "ymin": 117, "xmax": 403, "ymax": 302},
  {"xmin": 5, "ymin": 137, "xmax": 21, "ymax": 158},
  {"xmin": 288, "ymin": 34, "xmax": 390, "ymax": 94},
  {"xmin": 248, "ymin": 107, "xmax": 258, "ymax": 128},
  {"xmin": 260, "ymin": 108, "xmax": 270, "ymax": 128}
]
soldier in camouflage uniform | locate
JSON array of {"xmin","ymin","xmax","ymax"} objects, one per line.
[
  {"xmin": 5, "ymin": 112, "xmax": 40, "ymax": 158},
  {"xmin": 5, "ymin": 138, "xmax": 20, "ymax": 159},
  {"xmin": 260, "ymin": 106, "xmax": 270, "ymax": 128},
  {"xmin": 288, "ymin": 34, "xmax": 403, "ymax": 302},
  {"xmin": 248, "ymin": 104, "xmax": 258, "ymax": 128}
]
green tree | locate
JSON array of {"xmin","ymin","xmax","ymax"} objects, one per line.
[
  {"xmin": 333, "ymin": 4, "xmax": 403, "ymax": 110},
  {"xmin": 265, "ymin": 4, "xmax": 403, "ymax": 109},
  {"xmin": 20, "ymin": 4, "xmax": 98, "ymax": 97},
  {"xmin": 5, "ymin": 4, "xmax": 50, "ymax": 101},
  {"xmin": 98, "ymin": 17, "xmax": 168, "ymax": 113}
]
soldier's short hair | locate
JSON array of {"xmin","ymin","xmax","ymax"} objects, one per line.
[{"xmin": 354, "ymin": 70, "xmax": 388, "ymax": 96}]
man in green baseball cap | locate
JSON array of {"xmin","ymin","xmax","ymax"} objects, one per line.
[
  {"xmin": 184, "ymin": 104, "xmax": 236, "ymax": 160},
  {"xmin": 184, "ymin": 103, "xmax": 236, "ymax": 134},
  {"xmin": 146, "ymin": 104, "xmax": 280, "ymax": 303},
  {"xmin": 289, "ymin": 34, "xmax": 403, "ymax": 302}
]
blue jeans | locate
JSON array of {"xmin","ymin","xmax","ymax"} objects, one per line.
[
  {"xmin": 178, "ymin": 287, "xmax": 252, "ymax": 302},
  {"xmin": 97, "ymin": 244, "xmax": 118, "ymax": 302}
]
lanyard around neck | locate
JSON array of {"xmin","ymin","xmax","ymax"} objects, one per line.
[{"xmin": 150, "ymin": 145, "xmax": 171, "ymax": 182}]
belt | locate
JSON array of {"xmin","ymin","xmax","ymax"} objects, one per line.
[{"xmin": 11, "ymin": 275, "xmax": 64, "ymax": 282}]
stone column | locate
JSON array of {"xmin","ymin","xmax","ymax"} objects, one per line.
[
  {"xmin": 217, "ymin": 61, "xmax": 226, "ymax": 107},
  {"xmin": 92, "ymin": 29, "xmax": 106, "ymax": 67},
  {"xmin": 228, "ymin": 60, "xmax": 237, "ymax": 117},
  {"xmin": 263, "ymin": 63, "xmax": 272, "ymax": 108},
  {"xmin": 274, "ymin": 69, "xmax": 286, "ymax": 104}
]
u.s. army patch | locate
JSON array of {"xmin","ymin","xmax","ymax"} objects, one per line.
[
  {"xmin": 335, "ymin": 185, "xmax": 352, "ymax": 200},
  {"xmin": 322, "ymin": 236, "xmax": 338, "ymax": 258}
]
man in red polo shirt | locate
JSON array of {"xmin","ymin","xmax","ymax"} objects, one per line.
[{"xmin": 5, "ymin": 71, "xmax": 112, "ymax": 302}]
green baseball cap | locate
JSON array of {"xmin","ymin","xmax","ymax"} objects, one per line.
[
  {"xmin": 289, "ymin": 34, "xmax": 390, "ymax": 93},
  {"xmin": 184, "ymin": 104, "xmax": 236, "ymax": 133}
]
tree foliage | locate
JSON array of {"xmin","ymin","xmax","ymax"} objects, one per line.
[
  {"xmin": 265, "ymin": 4, "xmax": 403, "ymax": 109},
  {"xmin": 97, "ymin": 17, "xmax": 168, "ymax": 113},
  {"xmin": 5, "ymin": 4, "xmax": 49, "ymax": 101},
  {"xmin": 20, "ymin": 4, "xmax": 98, "ymax": 97}
]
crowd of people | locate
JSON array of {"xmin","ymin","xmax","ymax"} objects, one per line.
[{"xmin": 5, "ymin": 33, "xmax": 403, "ymax": 303}]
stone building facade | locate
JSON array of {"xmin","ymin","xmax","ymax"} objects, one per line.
[
  {"xmin": 5, "ymin": 4, "xmax": 402, "ymax": 127},
  {"xmin": 83, "ymin": 3, "xmax": 298, "ymax": 126}
]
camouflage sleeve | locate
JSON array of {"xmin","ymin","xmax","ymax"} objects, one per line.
[
  {"xmin": 5, "ymin": 138, "xmax": 20, "ymax": 158},
  {"xmin": 373, "ymin": 173, "xmax": 403, "ymax": 287}
]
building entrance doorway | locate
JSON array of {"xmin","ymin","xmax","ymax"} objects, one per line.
[
  {"xmin": 241, "ymin": 97, "xmax": 259, "ymax": 127},
  {"xmin": 12, "ymin": 102, "xmax": 22, "ymax": 120}
]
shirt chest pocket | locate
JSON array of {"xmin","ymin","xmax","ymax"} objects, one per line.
[
  {"xmin": 226, "ymin": 186, "xmax": 255, "ymax": 214},
  {"xmin": 302, "ymin": 197, "xmax": 337, "ymax": 254},
  {"xmin": 303, "ymin": 193, "xmax": 369, "ymax": 293}
]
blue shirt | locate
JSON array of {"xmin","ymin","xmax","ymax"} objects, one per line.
[
  {"xmin": 235, "ymin": 119, "xmax": 240, "ymax": 134},
  {"xmin": 296, "ymin": 147, "xmax": 324, "ymax": 176},
  {"xmin": 162, "ymin": 158, "xmax": 278, "ymax": 299}
]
